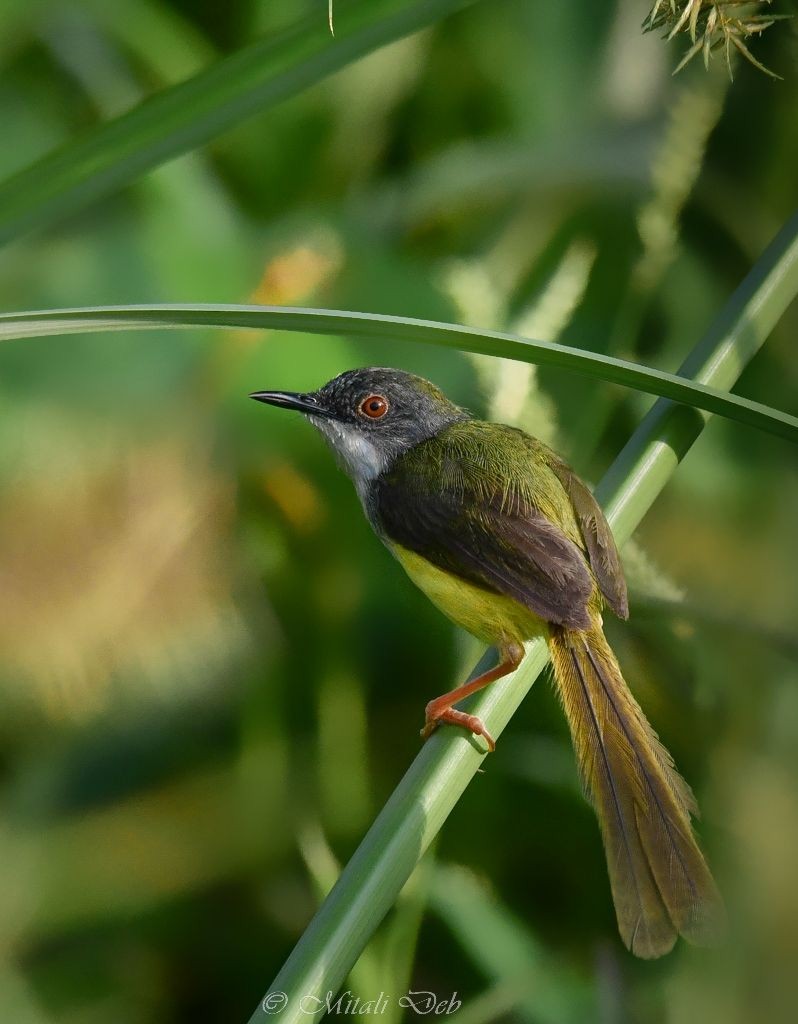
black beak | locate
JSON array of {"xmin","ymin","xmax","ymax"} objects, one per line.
[{"xmin": 249, "ymin": 390, "xmax": 334, "ymax": 417}]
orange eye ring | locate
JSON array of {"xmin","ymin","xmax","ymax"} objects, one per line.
[{"xmin": 358, "ymin": 394, "xmax": 389, "ymax": 419}]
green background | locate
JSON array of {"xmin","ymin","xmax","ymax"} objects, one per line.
[{"xmin": 0, "ymin": 1, "xmax": 796, "ymax": 1022}]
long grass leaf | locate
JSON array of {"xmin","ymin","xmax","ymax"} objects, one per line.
[
  {"xmin": 0, "ymin": 0, "xmax": 478, "ymax": 245},
  {"xmin": 0, "ymin": 277, "xmax": 797, "ymax": 443}
]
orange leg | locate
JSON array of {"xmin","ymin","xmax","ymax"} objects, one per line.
[{"xmin": 420, "ymin": 642, "xmax": 524, "ymax": 752}]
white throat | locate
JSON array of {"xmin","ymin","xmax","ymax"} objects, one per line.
[{"xmin": 309, "ymin": 418, "xmax": 387, "ymax": 504}]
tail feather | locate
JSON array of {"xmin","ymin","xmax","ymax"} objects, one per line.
[{"xmin": 548, "ymin": 621, "xmax": 723, "ymax": 958}]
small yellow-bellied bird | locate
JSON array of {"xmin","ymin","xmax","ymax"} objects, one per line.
[{"xmin": 251, "ymin": 367, "xmax": 722, "ymax": 958}]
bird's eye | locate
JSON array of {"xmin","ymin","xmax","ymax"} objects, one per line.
[{"xmin": 358, "ymin": 394, "xmax": 389, "ymax": 419}]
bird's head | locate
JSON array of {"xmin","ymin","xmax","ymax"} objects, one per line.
[{"xmin": 250, "ymin": 367, "xmax": 468, "ymax": 486}]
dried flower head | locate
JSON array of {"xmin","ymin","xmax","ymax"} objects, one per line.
[{"xmin": 646, "ymin": 0, "xmax": 787, "ymax": 78}]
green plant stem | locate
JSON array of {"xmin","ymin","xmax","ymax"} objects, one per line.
[
  {"xmin": 0, "ymin": 0, "xmax": 478, "ymax": 246},
  {"xmin": 243, "ymin": 213, "xmax": 798, "ymax": 1022}
]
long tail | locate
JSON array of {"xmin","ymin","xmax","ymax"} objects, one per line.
[{"xmin": 548, "ymin": 620, "xmax": 723, "ymax": 958}]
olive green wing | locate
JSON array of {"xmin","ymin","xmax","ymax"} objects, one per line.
[
  {"xmin": 548, "ymin": 456, "xmax": 628, "ymax": 619},
  {"xmin": 373, "ymin": 439, "xmax": 594, "ymax": 631}
]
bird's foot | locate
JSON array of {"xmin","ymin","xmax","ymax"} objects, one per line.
[
  {"xmin": 417, "ymin": 647, "xmax": 522, "ymax": 753},
  {"xmin": 420, "ymin": 705, "xmax": 495, "ymax": 752}
]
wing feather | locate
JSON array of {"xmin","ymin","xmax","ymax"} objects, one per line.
[
  {"xmin": 549, "ymin": 457, "xmax": 629, "ymax": 619},
  {"xmin": 373, "ymin": 430, "xmax": 594, "ymax": 629}
]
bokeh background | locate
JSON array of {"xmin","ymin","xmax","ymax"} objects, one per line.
[{"xmin": 0, "ymin": 1, "xmax": 797, "ymax": 1022}]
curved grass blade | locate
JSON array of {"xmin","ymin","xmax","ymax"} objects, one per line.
[
  {"xmin": 0, "ymin": 291, "xmax": 797, "ymax": 443},
  {"xmin": 0, "ymin": 0, "xmax": 479, "ymax": 246}
]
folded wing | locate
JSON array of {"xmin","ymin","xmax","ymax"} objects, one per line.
[{"xmin": 373, "ymin": 431, "xmax": 594, "ymax": 630}]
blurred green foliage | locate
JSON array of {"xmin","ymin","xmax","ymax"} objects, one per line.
[{"xmin": 0, "ymin": 1, "xmax": 796, "ymax": 1023}]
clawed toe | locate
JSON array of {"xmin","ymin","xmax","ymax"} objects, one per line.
[
  {"xmin": 420, "ymin": 709, "xmax": 495, "ymax": 752},
  {"xmin": 420, "ymin": 720, "xmax": 439, "ymax": 741}
]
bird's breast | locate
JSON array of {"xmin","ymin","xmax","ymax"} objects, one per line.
[{"xmin": 387, "ymin": 541, "xmax": 546, "ymax": 646}]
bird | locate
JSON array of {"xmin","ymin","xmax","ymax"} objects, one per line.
[{"xmin": 250, "ymin": 366, "xmax": 723, "ymax": 958}]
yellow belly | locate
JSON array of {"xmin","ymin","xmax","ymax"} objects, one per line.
[{"xmin": 390, "ymin": 542, "xmax": 546, "ymax": 647}]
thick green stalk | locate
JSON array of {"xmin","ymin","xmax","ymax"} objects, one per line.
[
  {"xmin": 0, "ymin": 0, "xmax": 478, "ymax": 245},
  {"xmin": 245, "ymin": 214, "xmax": 798, "ymax": 1023}
]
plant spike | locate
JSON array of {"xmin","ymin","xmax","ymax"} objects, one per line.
[{"xmin": 646, "ymin": 0, "xmax": 786, "ymax": 78}]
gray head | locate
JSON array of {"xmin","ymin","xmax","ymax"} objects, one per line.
[{"xmin": 250, "ymin": 367, "xmax": 468, "ymax": 493}]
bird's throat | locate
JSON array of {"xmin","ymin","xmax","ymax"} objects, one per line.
[{"xmin": 308, "ymin": 416, "xmax": 388, "ymax": 506}]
